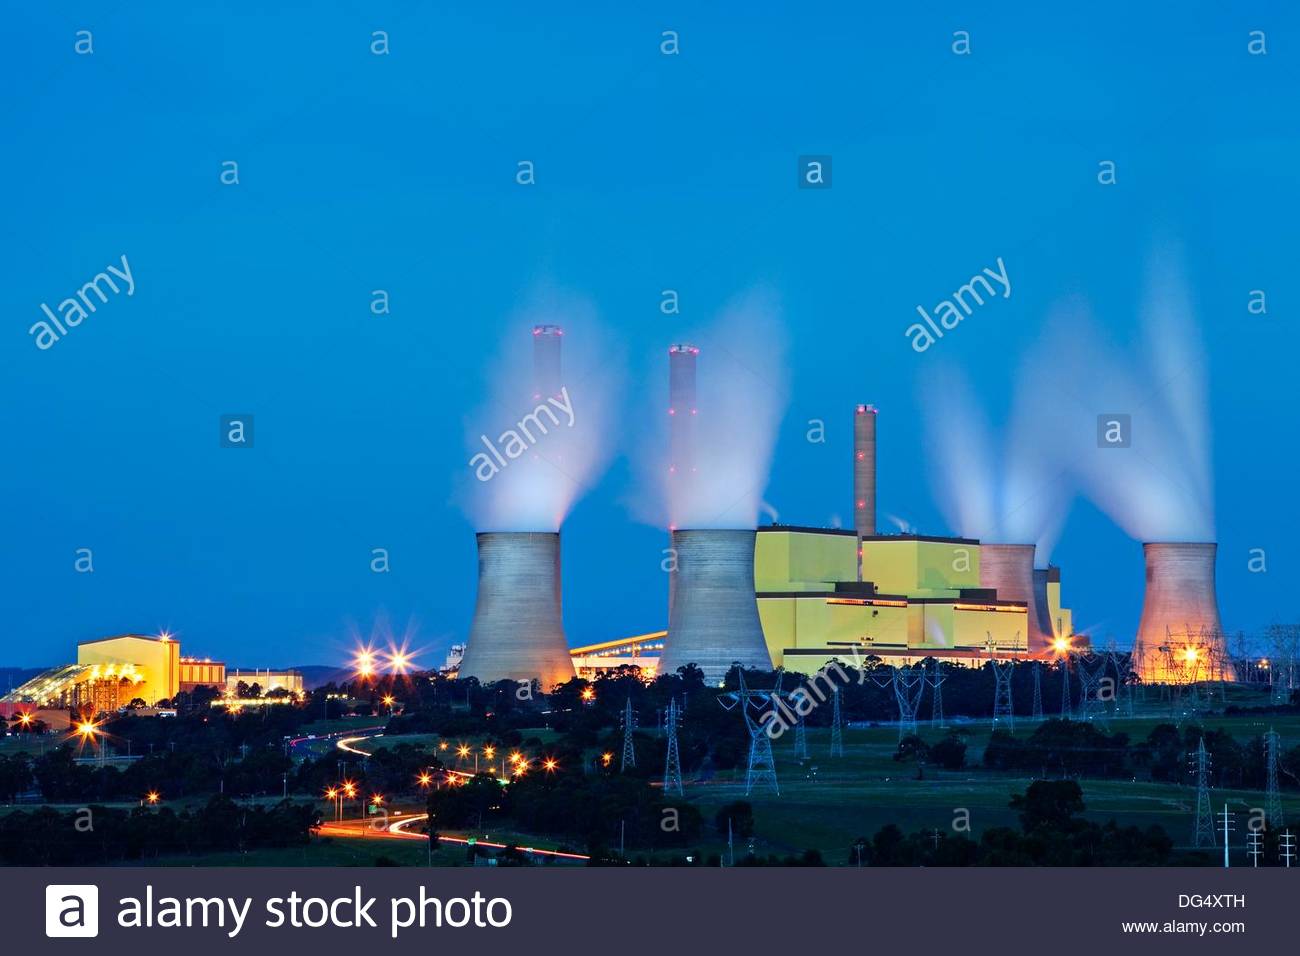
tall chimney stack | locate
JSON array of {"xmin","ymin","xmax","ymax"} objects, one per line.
[
  {"xmin": 667, "ymin": 344, "xmax": 699, "ymax": 619},
  {"xmin": 532, "ymin": 324, "xmax": 563, "ymax": 402},
  {"xmin": 854, "ymin": 404, "xmax": 877, "ymax": 537}
]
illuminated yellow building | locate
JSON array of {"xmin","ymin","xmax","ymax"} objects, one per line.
[
  {"xmin": 754, "ymin": 527, "xmax": 1069, "ymax": 673},
  {"xmin": 77, "ymin": 634, "xmax": 180, "ymax": 704}
]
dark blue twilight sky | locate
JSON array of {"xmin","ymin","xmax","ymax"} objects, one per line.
[{"xmin": 3, "ymin": 3, "xmax": 1297, "ymax": 668}]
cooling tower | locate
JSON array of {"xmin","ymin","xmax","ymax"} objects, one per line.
[
  {"xmin": 459, "ymin": 531, "xmax": 575, "ymax": 691},
  {"xmin": 659, "ymin": 529, "xmax": 773, "ymax": 683},
  {"xmin": 1134, "ymin": 542, "xmax": 1227, "ymax": 683},
  {"xmin": 532, "ymin": 324, "xmax": 563, "ymax": 401},
  {"xmin": 979, "ymin": 543, "xmax": 1049, "ymax": 652},
  {"xmin": 853, "ymin": 404, "xmax": 877, "ymax": 537}
]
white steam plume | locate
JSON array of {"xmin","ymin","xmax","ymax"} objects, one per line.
[
  {"xmin": 632, "ymin": 288, "xmax": 789, "ymax": 530},
  {"xmin": 458, "ymin": 290, "xmax": 623, "ymax": 532}
]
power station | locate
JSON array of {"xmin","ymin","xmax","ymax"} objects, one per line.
[{"xmin": 455, "ymin": 329, "xmax": 1228, "ymax": 690}]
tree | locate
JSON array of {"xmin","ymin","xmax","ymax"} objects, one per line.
[
  {"xmin": 929, "ymin": 734, "xmax": 967, "ymax": 770},
  {"xmin": 714, "ymin": 800, "xmax": 754, "ymax": 839},
  {"xmin": 1011, "ymin": 779, "xmax": 1085, "ymax": 833}
]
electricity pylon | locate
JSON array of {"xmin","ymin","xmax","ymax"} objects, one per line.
[
  {"xmin": 620, "ymin": 697, "xmax": 637, "ymax": 771},
  {"xmin": 829, "ymin": 685, "xmax": 844, "ymax": 757},
  {"xmin": 927, "ymin": 658, "xmax": 947, "ymax": 729},
  {"xmin": 1031, "ymin": 662, "xmax": 1044, "ymax": 721},
  {"xmin": 718, "ymin": 670, "xmax": 784, "ymax": 795},
  {"xmin": 663, "ymin": 697, "xmax": 683, "ymax": 796},
  {"xmin": 1191, "ymin": 737, "xmax": 1215, "ymax": 848},
  {"xmin": 870, "ymin": 666, "xmax": 924, "ymax": 741},
  {"xmin": 793, "ymin": 711, "xmax": 809, "ymax": 760},
  {"xmin": 1266, "ymin": 727, "xmax": 1285, "ymax": 828}
]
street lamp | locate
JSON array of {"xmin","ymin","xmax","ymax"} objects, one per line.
[{"xmin": 145, "ymin": 791, "xmax": 160, "ymax": 806}]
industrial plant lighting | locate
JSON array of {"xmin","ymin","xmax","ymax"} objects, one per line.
[
  {"xmin": 325, "ymin": 788, "xmax": 338, "ymax": 799},
  {"xmin": 457, "ymin": 744, "xmax": 470, "ymax": 758},
  {"xmin": 483, "ymin": 746, "xmax": 496, "ymax": 759},
  {"xmin": 1184, "ymin": 647, "xmax": 1200, "ymax": 662},
  {"xmin": 543, "ymin": 758, "xmax": 558, "ymax": 772},
  {"xmin": 581, "ymin": 687, "xmax": 595, "ymax": 702},
  {"xmin": 417, "ymin": 772, "xmax": 432, "ymax": 787},
  {"xmin": 1052, "ymin": 637, "xmax": 1071, "ymax": 653},
  {"xmin": 601, "ymin": 752, "xmax": 613, "ymax": 767}
]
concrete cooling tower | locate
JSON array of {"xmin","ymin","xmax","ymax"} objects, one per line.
[
  {"xmin": 1032, "ymin": 567, "xmax": 1059, "ymax": 645},
  {"xmin": 659, "ymin": 529, "xmax": 773, "ymax": 683},
  {"xmin": 459, "ymin": 531, "xmax": 576, "ymax": 691},
  {"xmin": 979, "ymin": 543, "xmax": 1049, "ymax": 652},
  {"xmin": 1134, "ymin": 542, "xmax": 1228, "ymax": 683}
]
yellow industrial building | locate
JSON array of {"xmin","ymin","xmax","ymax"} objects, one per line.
[
  {"xmin": 2, "ymin": 634, "xmax": 229, "ymax": 716},
  {"xmin": 754, "ymin": 527, "xmax": 1072, "ymax": 673}
]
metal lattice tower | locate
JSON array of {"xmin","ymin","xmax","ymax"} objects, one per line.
[
  {"xmin": 871, "ymin": 666, "xmax": 925, "ymax": 742},
  {"xmin": 1190, "ymin": 738, "xmax": 1215, "ymax": 848},
  {"xmin": 1266, "ymin": 727, "xmax": 1284, "ymax": 829},
  {"xmin": 620, "ymin": 697, "xmax": 637, "ymax": 771},
  {"xmin": 927, "ymin": 658, "xmax": 947, "ymax": 729},
  {"xmin": 1074, "ymin": 655, "xmax": 1110, "ymax": 726},
  {"xmin": 1105, "ymin": 640, "xmax": 1134, "ymax": 717},
  {"xmin": 829, "ymin": 685, "xmax": 844, "ymax": 757},
  {"xmin": 718, "ymin": 670, "xmax": 784, "ymax": 795},
  {"xmin": 1031, "ymin": 662, "xmax": 1044, "ymax": 721},
  {"xmin": 793, "ymin": 711, "xmax": 809, "ymax": 760},
  {"xmin": 1059, "ymin": 654, "xmax": 1072, "ymax": 718},
  {"xmin": 988, "ymin": 646, "xmax": 1014, "ymax": 731},
  {"xmin": 662, "ymin": 697, "xmax": 683, "ymax": 796}
]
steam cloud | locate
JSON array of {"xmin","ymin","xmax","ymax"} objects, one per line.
[
  {"xmin": 921, "ymin": 363, "xmax": 1070, "ymax": 566},
  {"xmin": 924, "ymin": 247, "xmax": 1213, "ymax": 551},
  {"xmin": 633, "ymin": 288, "xmax": 789, "ymax": 530},
  {"xmin": 1053, "ymin": 255, "xmax": 1214, "ymax": 541},
  {"xmin": 458, "ymin": 290, "xmax": 623, "ymax": 532}
]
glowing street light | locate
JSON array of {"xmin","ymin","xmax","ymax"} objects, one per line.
[
  {"xmin": 17, "ymin": 712, "xmax": 33, "ymax": 728},
  {"xmin": 355, "ymin": 648, "xmax": 377, "ymax": 679},
  {"xmin": 417, "ymin": 772, "xmax": 433, "ymax": 788},
  {"xmin": 543, "ymin": 758, "xmax": 558, "ymax": 773},
  {"xmin": 601, "ymin": 752, "xmax": 613, "ymax": 767},
  {"xmin": 145, "ymin": 791, "xmax": 160, "ymax": 805},
  {"xmin": 484, "ymin": 745, "xmax": 496, "ymax": 759},
  {"xmin": 581, "ymin": 687, "xmax": 596, "ymax": 702},
  {"xmin": 438, "ymin": 741, "xmax": 449, "ymax": 752}
]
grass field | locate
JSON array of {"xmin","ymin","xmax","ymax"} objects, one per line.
[{"xmin": 682, "ymin": 713, "xmax": 1300, "ymax": 862}]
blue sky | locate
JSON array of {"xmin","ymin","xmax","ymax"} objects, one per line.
[{"xmin": 3, "ymin": 3, "xmax": 1297, "ymax": 667}]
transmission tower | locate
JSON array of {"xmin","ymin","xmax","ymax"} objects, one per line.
[
  {"xmin": 1074, "ymin": 655, "xmax": 1110, "ymax": 726},
  {"xmin": 990, "ymin": 659, "xmax": 1014, "ymax": 731},
  {"xmin": 620, "ymin": 697, "xmax": 637, "ymax": 771},
  {"xmin": 662, "ymin": 697, "xmax": 683, "ymax": 796},
  {"xmin": 793, "ymin": 711, "xmax": 809, "ymax": 760},
  {"xmin": 870, "ymin": 666, "xmax": 924, "ymax": 741},
  {"xmin": 1190, "ymin": 738, "xmax": 1215, "ymax": 848},
  {"xmin": 718, "ymin": 670, "xmax": 784, "ymax": 795},
  {"xmin": 927, "ymin": 658, "xmax": 947, "ymax": 729},
  {"xmin": 1031, "ymin": 662, "xmax": 1044, "ymax": 721},
  {"xmin": 1265, "ymin": 727, "xmax": 1284, "ymax": 828},
  {"xmin": 829, "ymin": 685, "xmax": 844, "ymax": 757}
]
